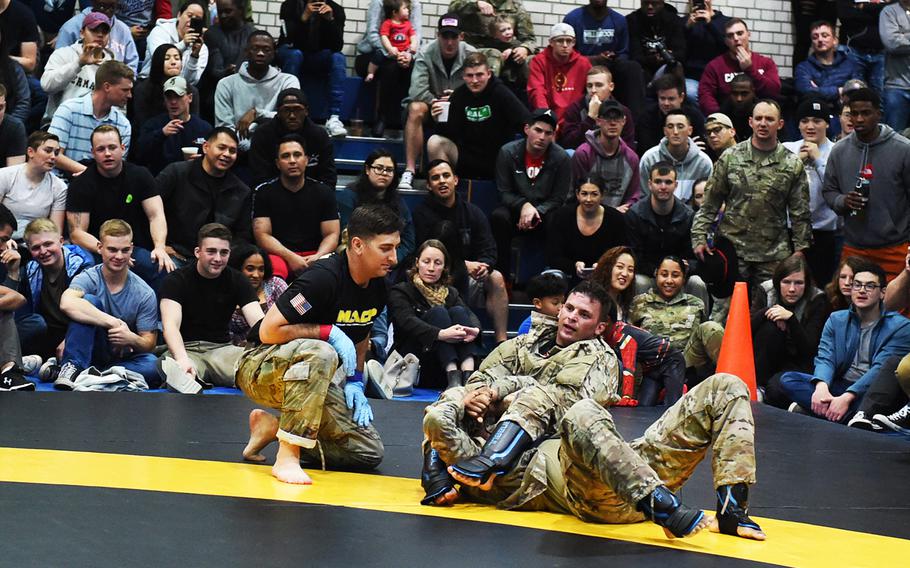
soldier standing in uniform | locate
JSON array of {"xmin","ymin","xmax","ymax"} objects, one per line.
[
  {"xmin": 691, "ymin": 99, "xmax": 811, "ymax": 308},
  {"xmin": 236, "ymin": 205, "xmax": 402, "ymax": 485}
]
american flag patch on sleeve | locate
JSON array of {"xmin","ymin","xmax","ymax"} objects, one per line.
[{"xmin": 290, "ymin": 293, "xmax": 312, "ymax": 315}]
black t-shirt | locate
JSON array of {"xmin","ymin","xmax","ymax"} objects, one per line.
[
  {"xmin": 39, "ymin": 269, "xmax": 69, "ymax": 336},
  {"xmin": 66, "ymin": 162, "xmax": 159, "ymax": 250},
  {"xmin": 0, "ymin": 117, "xmax": 26, "ymax": 164},
  {"xmin": 253, "ymin": 178, "xmax": 338, "ymax": 252},
  {"xmin": 0, "ymin": 1, "xmax": 39, "ymax": 57},
  {"xmin": 160, "ymin": 264, "xmax": 257, "ymax": 344},
  {"xmin": 251, "ymin": 252, "xmax": 386, "ymax": 345}
]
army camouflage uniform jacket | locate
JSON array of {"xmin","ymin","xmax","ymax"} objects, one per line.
[
  {"xmin": 690, "ymin": 140, "xmax": 811, "ymax": 263},
  {"xmin": 630, "ymin": 290, "xmax": 707, "ymax": 353},
  {"xmin": 457, "ymin": 316, "xmax": 620, "ymax": 511},
  {"xmin": 448, "ymin": 0, "xmax": 537, "ymax": 53},
  {"xmin": 464, "ymin": 314, "xmax": 620, "ymax": 410}
]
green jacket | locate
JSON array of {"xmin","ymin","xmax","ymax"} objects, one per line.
[
  {"xmin": 448, "ymin": 0, "xmax": 537, "ymax": 53},
  {"xmin": 691, "ymin": 140, "xmax": 811, "ymax": 262},
  {"xmin": 630, "ymin": 290, "xmax": 707, "ymax": 353},
  {"xmin": 465, "ymin": 315, "xmax": 620, "ymax": 408}
]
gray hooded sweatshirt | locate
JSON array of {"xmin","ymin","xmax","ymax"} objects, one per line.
[
  {"xmin": 638, "ymin": 136, "xmax": 714, "ymax": 201},
  {"xmin": 214, "ymin": 62, "xmax": 300, "ymax": 128},
  {"xmin": 822, "ymin": 125, "xmax": 910, "ymax": 248}
]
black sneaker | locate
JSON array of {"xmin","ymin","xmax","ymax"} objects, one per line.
[
  {"xmin": 873, "ymin": 404, "xmax": 910, "ymax": 435},
  {"xmin": 53, "ymin": 361, "xmax": 81, "ymax": 391},
  {"xmin": 847, "ymin": 411, "xmax": 883, "ymax": 432},
  {"xmin": 0, "ymin": 366, "xmax": 35, "ymax": 391}
]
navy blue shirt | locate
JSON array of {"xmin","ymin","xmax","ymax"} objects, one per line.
[
  {"xmin": 136, "ymin": 113, "xmax": 214, "ymax": 176},
  {"xmin": 563, "ymin": 7, "xmax": 629, "ymax": 58}
]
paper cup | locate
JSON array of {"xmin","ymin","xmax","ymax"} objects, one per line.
[
  {"xmin": 437, "ymin": 101, "xmax": 451, "ymax": 123},
  {"xmin": 181, "ymin": 146, "xmax": 199, "ymax": 160}
]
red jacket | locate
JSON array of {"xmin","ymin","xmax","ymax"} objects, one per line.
[
  {"xmin": 527, "ymin": 46, "xmax": 591, "ymax": 120},
  {"xmin": 697, "ymin": 51, "xmax": 781, "ymax": 115}
]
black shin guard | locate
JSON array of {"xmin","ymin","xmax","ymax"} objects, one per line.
[
  {"xmin": 420, "ymin": 446, "xmax": 455, "ymax": 505},
  {"xmin": 637, "ymin": 486, "xmax": 706, "ymax": 538},
  {"xmin": 449, "ymin": 421, "xmax": 532, "ymax": 483},
  {"xmin": 716, "ymin": 483, "xmax": 762, "ymax": 536}
]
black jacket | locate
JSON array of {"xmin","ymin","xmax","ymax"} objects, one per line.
[
  {"xmin": 636, "ymin": 99, "xmax": 706, "ymax": 156},
  {"xmin": 627, "ymin": 5, "xmax": 686, "ymax": 76},
  {"xmin": 280, "ymin": 0, "xmax": 345, "ymax": 53},
  {"xmin": 413, "ymin": 194, "xmax": 497, "ymax": 290},
  {"xmin": 156, "ymin": 160, "xmax": 252, "ymax": 258},
  {"xmin": 624, "ymin": 196, "xmax": 695, "ymax": 275},
  {"xmin": 248, "ymin": 116, "xmax": 337, "ymax": 188},
  {"xmin": 388, "ymin": 279, "xmax": 481, "ymax": 356},
  {"xmin": 496, "ymin": 138, "xmax": 572, "ymax": 218}
]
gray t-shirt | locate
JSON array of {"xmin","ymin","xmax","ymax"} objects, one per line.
[
  {"xmin": 843, "ymin": 319, "xmax": 879, "ymax": 384},
  {"xmin": 69, "ymin": 265, "xmax": 159, "ymax": 334}
]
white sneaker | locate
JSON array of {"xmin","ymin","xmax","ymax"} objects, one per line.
[
  {"xmin": 325, "ymin": 115, "xmax": 347, "ymax": 137},
  {"xmin": 21, "ymin": 354, "xmax": 43, "ymax": 375},
  {"xmin": 399, "ymin": 170, "xmax": 414, "ymax": 190}
]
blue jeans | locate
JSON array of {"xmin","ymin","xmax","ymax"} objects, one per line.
[
  {"xmin": 842, "ymin": 46, "xmax": 885, "ymax": 99},
  {"xmin": 685, "ymin": 78, "xmax": 700, "ymax": 105},
  {"xmin": 883, "ymin": 88, "xmax": 910, "ymax": 132},
  {"xmin": 277, "ymin": 46, "xmax": 345, "ymax": 115},
  {"xmin": 61, "ymin": 294, "xmax": 160, "ymax": 387},
  {"xmin": 131, "ymin": 246, "xmax": 166, "ymax": 293},
  {"xmin": 779, "ymin": 371, "xmax": 861, "ymax": 422}
]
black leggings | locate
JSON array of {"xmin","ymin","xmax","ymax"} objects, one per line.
[
  {"xmin": 423, "ymin": 305, "xmax": 480, "ymax": 368},
  {"xmin": 637, "ymin": 351, "xmax": 687, "ymax": 407}
]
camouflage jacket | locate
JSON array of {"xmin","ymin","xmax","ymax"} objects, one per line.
[
  {"xmin": 629, "ymin": 290, "xmax": 707, "ymax": 353},
  {"xmin": 448, "ymin": 0, "xmax": 537, "ymax": 53},
  {"xmin": 690, "ymin": 140, "xmax": 811, "ymax": 262},
  {"xmin": 465, "ymin": 315, "xmax": 620, "ymax": 408}
]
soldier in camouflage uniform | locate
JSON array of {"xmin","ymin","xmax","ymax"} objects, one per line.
[
  {"xmin": 630, "ymin": 288, "xmax": 724, "ymax": 369},
  {"xmin": 435, "ymin": 372, "xmax": 768, "ymax": 541},
  {"xmin": 692, "ymin": 100, "xmax": 811, "ymax": 305},
  {"xmin": 448, "ymin": 0, "xmax": 537, "ymax": 55},
  {"xmin": 236, "ymin": 205, "xmax": 401, "ymax": 485},
  {"xmin": 422, "ymin": 281, "xmax": 619, "ymax": 503},
  {"xmin": 448, "ymin": 0, "xmax": 535, "ymax": 86}
]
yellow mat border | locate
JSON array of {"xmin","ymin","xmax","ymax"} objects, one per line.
[{"xmin": 1, "ymin": 447, "xmax": 907, "ymax": 567}]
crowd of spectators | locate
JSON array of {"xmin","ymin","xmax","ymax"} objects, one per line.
[{"xmin": 2, "ymin": 0, "xmax": 910, "ymax": 436}]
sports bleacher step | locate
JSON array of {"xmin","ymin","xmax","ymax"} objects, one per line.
[{"xmin": 333, "ymin": 135, "xmax": 405, "ymax": 173}]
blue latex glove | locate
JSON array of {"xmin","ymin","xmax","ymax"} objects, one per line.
[
  {"xmin": 344, "ymin": 376, "xmax": 373, "ymax": 428},
  {"xmin": 327, "ymin": 325, "xmax": 357, "ymax": 377}
]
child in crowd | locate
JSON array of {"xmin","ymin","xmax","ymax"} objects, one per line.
[
  {"xmin": 482, "ymin": 15, "xmax": 527, "ymax": 84},
  {"xmin": 366, "ymin": 0, "xmax": 418, "ymax": 82},
  {"xmin": 517, "ymin": 273, "xmax": 568, "ymax": 335}
]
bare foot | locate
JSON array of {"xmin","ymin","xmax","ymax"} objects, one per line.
[
  {"xmin": 448, "ymin": 466, "xmax": 498, "ymax": 490},
  {"xmin": 242, "ymin": 409, "xmax": 278, "ymax": 462},
  {"xmin": 708, "ymin": 517, "xmax": 767, "ymax": 540},
  {"xmin": 271, "ymin": 440, "xmax": 312, "ymax": 485},
  {"xmin": 432, "ymin": 487, "xmax": 460, "ymax": 506}
]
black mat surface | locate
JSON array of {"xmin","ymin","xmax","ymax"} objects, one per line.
[{"xmin": 2, "ymin": 393, "xmax": 909, "ymax": 545}]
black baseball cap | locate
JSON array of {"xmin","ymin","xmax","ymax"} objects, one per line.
[
  {"xmin": 438, "ymin": 13, "xmax": 460, "ymax": 34},
  {"xmin": 527, "ymin": 108, "xmax": 557, "ymax": 128},
  {"xmin": 597, "ymin": 99, "xmax": 624, "ymax": 119}
]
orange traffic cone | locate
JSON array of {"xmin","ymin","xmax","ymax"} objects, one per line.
[{"xmin": 715, "ymin": 281, "xmax": 758, "ymax": 401}]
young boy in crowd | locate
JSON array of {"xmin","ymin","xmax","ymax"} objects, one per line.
[{"xmin": 517, "ymin": 273, "xmax": 568, "ymax": 335}]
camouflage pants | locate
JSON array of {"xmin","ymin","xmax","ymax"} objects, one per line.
[
  {"xmin": 682, "ymin": 321, "xmax": 725, "ymax": 368},
  {"xmin": 710, "ymin": 259, "xmax": 779, "ymax": 323},
  {"xmin": 554, "ymin": 373, "xmax": 756, "ymax": 524},
  {"xmin": 161, "ymin": 341, "xmax": 245, "ymax": 387},
  {"xmin": 424, "ymin": 374, "xmax": 590, "ymax": 464},
  {"xmin": 423, "ymin": 386, "xmax": 487, "ymax": 466},
  {"xmin": 236, "ymin": 338, "xmax": 383, "ymax": 471}
]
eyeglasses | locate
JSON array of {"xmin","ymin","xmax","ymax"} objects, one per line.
[
  {"xmin": 369, "ymin": 164, "xmax": 395, "ymax": 175},
  {"xmin": 851, "ymin": 281, "xmax": 880, "ymax": 291}
]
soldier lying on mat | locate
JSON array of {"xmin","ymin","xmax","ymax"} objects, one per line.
[{"xmin": 422, "ymin": 280, "xmax": 765, "ymax": 540}]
